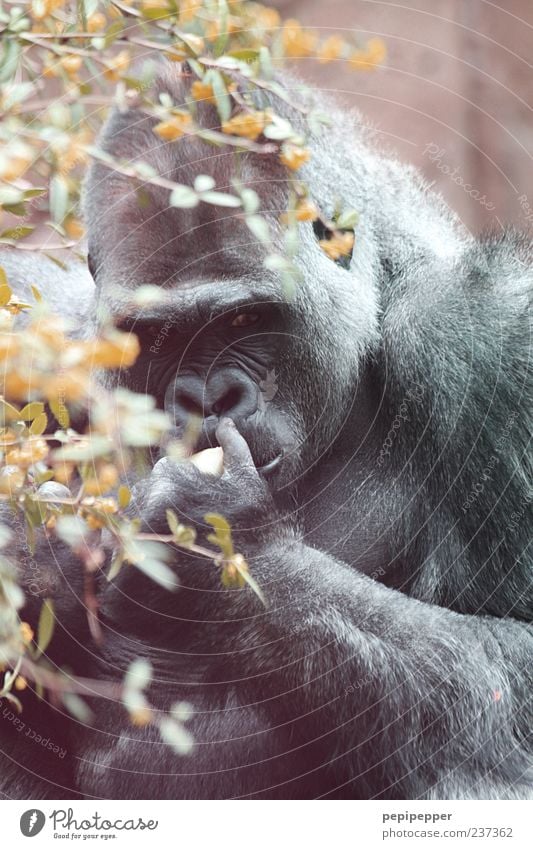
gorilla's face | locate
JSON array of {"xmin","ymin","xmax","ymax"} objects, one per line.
[
  {"xmin": 86, "ymin": 67, "xmax": 380, "ymax": 493},
  {"xmin": 117, "ymin": 279, "xmax": 303, "ymax": 488}
]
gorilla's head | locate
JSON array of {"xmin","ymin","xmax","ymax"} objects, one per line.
[{"xmin": 84, "ymin": 64, "xmax": 381, "ymax": 491}]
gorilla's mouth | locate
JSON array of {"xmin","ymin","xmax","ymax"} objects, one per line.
[{"xmin": 161, "ymin": 425, "xmax": 284, "ymax": 477}]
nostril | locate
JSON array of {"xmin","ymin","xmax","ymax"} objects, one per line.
[
  {"xmin": 212, "ymin": 386, "xmax": 242, "ymax": 416},
  {"xmin": 175, "ymin": 391, "xmax": 204, "ymax": 416}
]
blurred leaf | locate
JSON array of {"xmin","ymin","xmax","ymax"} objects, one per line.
[
  {"xmin": 0, "ymin": 282, "xmax": 12, "ymax": 307},
  {"xmin": 240, "ymin": 189, "xmax": 260, "ymax": 214},
  {"xmin": 43, "ymin": 254, "xmax": 67, "ymax": 271},
  {"xmin": 166, "ymin": 510, "xmax": 196, "ymax": 547},
  {"xmin": 35, "ymin": 599, "xmax": 55, "ymax": 660},
  {"xmin": 118, "ymin": 485, "xmax": 131, "ymax": 509},
  {"xmin": 246, "ymin": 214, "xmax": 271, "ymax": 245},
  {"xmin": 210, "ymin": 70, "xmax": 231, "ymax": 122},
  {"xmin": 3, "ymin": 692, "xmax": 22, "ymax": 712},
  {"xmin": 0, "ymin": 398, "xmax": 20, "ymax": 426},
  {"xmin": 336, "ymin": 208, "xmax": 359, "ymax": 231},
  {"xmin": 23, "ymin": 189, "xmax": 47, "ymax": 200},
  {"xmin": 104, "ymin": 19, "xmax": 125, "ymax": 47},
  {"xmin": 19, "ymin": 402, "xmax": 45, "ymax": 422},
  {"xmin": 63, "ymin": 692, "xmax": 93, "ymax": 724},
  {"xmin": 124, "ymin": 540, "xmax": 178, "ymax": 590},
  {"xmin": 29, "ymin": 412, "xmax": 48, "ymax": 435},
  {"xmin": 132, "ymin": 285, "xmax": 167, "ymax": 307},
  {"xmin": 228, "ymin": 48, "xmax": 260, "ymax": 63},
  {"xmin": 159, "ymin": 716, "xmax": 194, "ymax": 755},
  {"xmin": 0, "ymin": 41, "xmax": 20, "ymax": 84},
  {"xmin": 108, "ymin": 552, "xmax": 124, "ymax": 582},
  {"xmin": 194, "ymin": 175, "xmax": 216, "ymax": 193},
  {"xmin": 50, "ymin": 174, "xmax": 69, "ymax": 225},
  {"xmin": 49, "ymin": 397, "xmax": 70, "ymax": 429},
  {"xmin": 125, "ymin": 658, "xmax": 152, "ymax": 691},
  {"xmin": 201, "ymin": 191, "xmax": 241, "ymax": 208},
  {"xmin": 54, "ymin": 436, "xmax": 111, "ymax": 462},
  {"xmin": 169, "ymin": 185, "xmax": 199, "ymax": 209},
  {"xmin": 132, "ymin": 555, "xmax": 177, "ymax": 590},
  {"xmin": 264, "ymin": 115, "xmax": 294, "ymax": 141},
  {"xmin": 0, "ymin": 226, "xmax": 34, "ymax": 241},
  {"xmin": 56, "ymin": 516, "xmax": 89, "ymax": 547},
  {"xmin": 204, "ymin": 512, "xmax": 234, "ymax": 559},
  {"xmin": 171, "ymin": 701, "xmax": 193, "ymax": 723},
  {"xmin": 308, "ymin": 109, "xmax": 333, "ymax": 133},
  {"xmin": 259, "ymin": 46, "xmax": 273, "ymax": 79},
  {"xmin": 25, "ymin": 497, "xmax": 47, "ymax": 528},
  {"xmin": 166, "ymin": 509, "xmax": 180, "ymax": 537}
]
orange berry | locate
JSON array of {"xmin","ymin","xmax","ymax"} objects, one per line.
[
  {"xmin": 87, "ymin": 12, "xmax": 107, "ymax": 32},
  {"xmin": 279, "ymin": 144, "xmax": 311, "ymax": 171},
  {"xmin": 60, "ymin": 54, "xmax": 83, "ymax": 77}
]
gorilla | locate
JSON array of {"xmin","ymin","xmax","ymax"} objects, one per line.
[{"xmin": 0, "ymin": 63, "xmax": 531, "ymax": 800}]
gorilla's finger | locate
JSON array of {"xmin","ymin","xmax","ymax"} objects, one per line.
[{"xmin": 216, "ymin": 417, "xmax": 256, "ymax": 475}]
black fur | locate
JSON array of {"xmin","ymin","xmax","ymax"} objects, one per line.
[{"xmin": 0, "ymin": 66, "xmax": 531, "ymax": 799}]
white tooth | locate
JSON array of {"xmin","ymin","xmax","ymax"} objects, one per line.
[{"xmin": 189, "ymin": 447, "xmax": 224, "ymax": 476}]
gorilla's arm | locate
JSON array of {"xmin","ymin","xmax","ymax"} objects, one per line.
[
  {"xmin": 92, "ymin": 421, "xmax": 531, "ymax": 800},
  {"xmin": 243, "ymin": 538, "xmax": 532, "ymax": 799}
]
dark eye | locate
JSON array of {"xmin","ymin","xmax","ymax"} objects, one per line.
[{"xmin": 231, "ymin": 313, "xmax": 260, "ymax": 328}]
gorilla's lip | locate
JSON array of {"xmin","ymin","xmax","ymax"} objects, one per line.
[{"xmin": 257, "ymin": 453, "xmax": 283, "ymax": 476}]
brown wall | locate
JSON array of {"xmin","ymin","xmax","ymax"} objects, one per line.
[{"xmin": 271, "ymin": 0, "xmax": 533, "ymax": 234}]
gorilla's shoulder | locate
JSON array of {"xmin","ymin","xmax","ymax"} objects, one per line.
[{"xmin": 0, "ymin": 248, "xmax": 94, "ymax": 335}]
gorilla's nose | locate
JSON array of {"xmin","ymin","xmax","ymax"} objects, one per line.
[{"xmin": 169, "ymin": 369, "xmax": 258, "ymax": 427}]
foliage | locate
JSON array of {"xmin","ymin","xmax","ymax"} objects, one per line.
[{"xmin": 0, "ymin": 0, "xmax": 385, "ymax": 750}]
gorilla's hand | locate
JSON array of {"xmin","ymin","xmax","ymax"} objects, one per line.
[{"xmin": 137, "ymin": 418, "xmax": 287, "ymax": 550}]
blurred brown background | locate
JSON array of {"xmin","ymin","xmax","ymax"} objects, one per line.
[{"xmin": 271, "ymin": 0, "xmax": 533, "ymax": 234}]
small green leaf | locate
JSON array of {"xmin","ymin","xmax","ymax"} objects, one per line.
[
  {"xmin": 118, "ymin": 485, "xmax": 131, "ymax": 509},
  {"xmin": 166, "ymin": 509, "xmax": 180, "ymax": 536},
  {"xmin": 19, "ymin": 401, "xmax": 45, "ymax": 422},
  {"xmin": 204, "ymin": 512, "xmax": 234, "ymax": 559},
  {"xmin": 107, "ymin": 552, "xmax": 124, "ymax": 582},
  {"xmin": 0, "ymin": 226, "xmax": 34, "ymax": 241},
  {"xmin": 35, "ymin": 599, "xmax": 55, "ymax": 660},
  {"xmin": 49, "ymin": 397, "xmax": 70, "ymax": 429},
  {"xmin": 210, "ymin": 70, "xmax": 231, "ymax": 122},
  {"xmin": 0, "ymin": 282, "xmax": 12, "ymax": 307},
  {"xmin": 29, "ymin": 412, "xmax": 48, "ymax": 435},
  {"xmin": 0, "ymin": 398, "xmax": 20, "ymax": 425}
]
